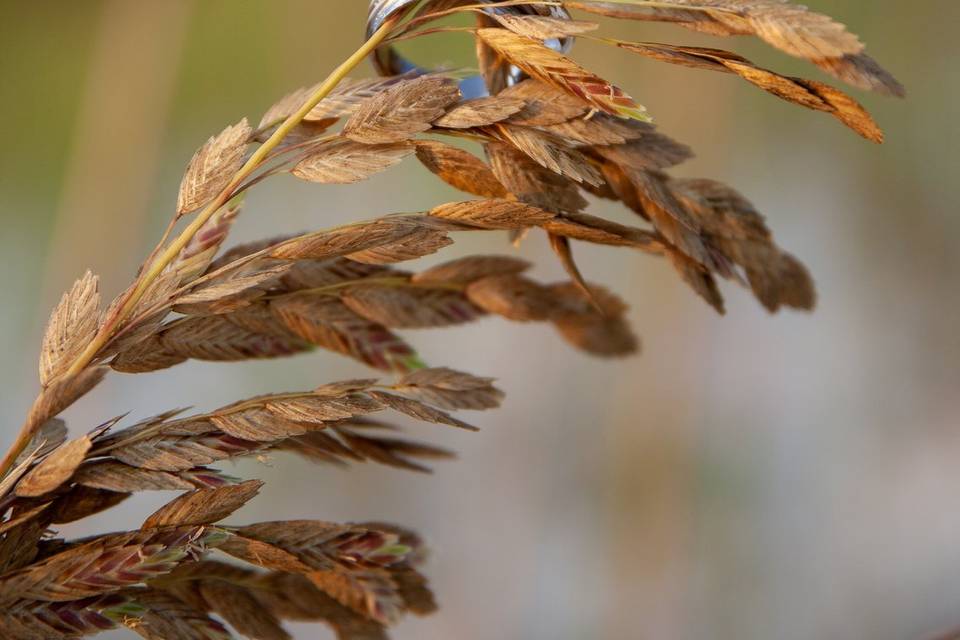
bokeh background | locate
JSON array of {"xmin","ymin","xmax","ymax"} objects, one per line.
[{"xmin": 1, "ymin": 1, "xmax": 958, "ymax": 638}]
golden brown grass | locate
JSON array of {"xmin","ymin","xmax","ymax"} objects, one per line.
[{"xmin": 0, "ymin": 2, "xmax": 901, "ymax": 638}]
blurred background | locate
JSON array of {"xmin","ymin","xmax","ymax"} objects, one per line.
[{"xmin": 1, "ymin": 1, "xmax": 957, "ymax": 638}]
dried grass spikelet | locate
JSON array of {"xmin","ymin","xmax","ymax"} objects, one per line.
[
  {"xmin": 611, "ymin": 41, "xmax": 883, "ymax": 141},
  {"xmin": 292, "ymin": 139, "xmax": 415, "ymax": 184},
  {"xmin": 476, "ymin": 27, "xmax": 651, "ymax": 121},
  {"xmin": 343, "ymin": 75, "xmax": 462, "ymax": 143},
  {"xmin": 177, "ymin": 120, "xmax": 252, "ymax": 215},
  {"xmin": 1, "ymin": 2, "xmax": 901, "ymax": 638},
  {"xmin": 38, "ymin": 271, "xmax": 101, "ymax": 387}
]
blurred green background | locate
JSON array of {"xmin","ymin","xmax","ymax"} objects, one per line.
[{"xmin": 1, "ymin": 1, "xmax": 958, "ymax": 638}]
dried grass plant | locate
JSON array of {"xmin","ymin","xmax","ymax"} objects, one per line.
[{"xmin": 0, "ymin": 2, "xmax": 901, "ymax": 638}]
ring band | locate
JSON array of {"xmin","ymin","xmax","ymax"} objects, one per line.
[{"xmin": 366, "ymin": 0, "xmax": 575, "ymax": 99}]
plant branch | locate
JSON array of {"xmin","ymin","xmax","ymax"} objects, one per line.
[
  {"xmin": 62, "ymin": 14, "xmax": 404, "ymax": 380},
  {"xmin": 0, "ymin": 12, "xmax": 406, "ymax": 480}
]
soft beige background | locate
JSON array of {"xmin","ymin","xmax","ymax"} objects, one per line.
[{"xmin": 1, "ymin": 1, "xmax": 958, "ymax": 639}]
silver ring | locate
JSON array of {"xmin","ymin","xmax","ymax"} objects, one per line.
[{"xmin": 366, "ymin": 0, "xmax": 575, "ymax": 99}]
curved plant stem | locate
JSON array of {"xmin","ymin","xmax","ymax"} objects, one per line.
[
  {"xmin": 0, "ymin": 13, "xmax": 405, "ymax": 480},
  {"xmin": 63, "ymin": 14, "xmax": 404, "ymax": 380}
]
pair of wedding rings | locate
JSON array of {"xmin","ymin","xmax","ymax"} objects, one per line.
[{"xmin": 366, "ymin": 0, "xmax": 575, "ymax": 98}]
